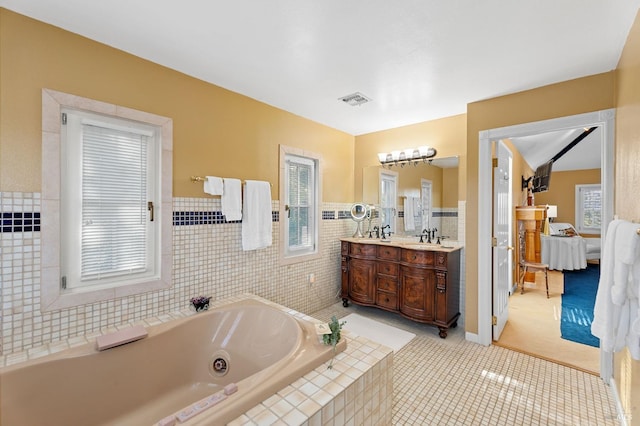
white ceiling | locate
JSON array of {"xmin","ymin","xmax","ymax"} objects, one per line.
[
  {"xmin": 1, "ymin": 1, "xmax": 638, "ymax": 138},
  {"xmin": 511, "ymin": 127, "xmax": 602, "ymax": 172}
]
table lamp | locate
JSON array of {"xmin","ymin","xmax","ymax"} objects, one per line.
[{"xmin": 543, "ymin": 205, "xmax": 557, "ymax": 235}]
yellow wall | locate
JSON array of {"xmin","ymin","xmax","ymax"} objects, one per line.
[
  {"xmin": 398, "ymin": 164, "xmax": 443, "ymax": 206},
  {"xmin": 534, "ymin": 168, "xmax": 601, "ymax": 229},
  {"xmin": 613, "ymin": 9, "xmax": 640, "ymax": 425},
  {"xmin": 501, "ymin": 138, "xmax": 534, "ymax": 208},
  {"xmin": 442, "ymin": 167, "xmax": 458, "ymax": 208},
  {"xmin": 0, "ymin": 9, "xmax": 355, "ymax": 202},
  {"xmin": 354, "ymin": 114, "xmax": 467, "ymax": 201}
]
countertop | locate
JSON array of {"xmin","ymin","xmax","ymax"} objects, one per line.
[{"xmin": 341, "ymin": 237, "xmax": 463, "ymax": 253}]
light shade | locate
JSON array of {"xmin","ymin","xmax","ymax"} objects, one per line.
[
  {"xmin": 547, "ymin": 205, "xmax": 557, "ymax": 218},
  {"xmin": 377, "ymin": 145, "xmax": 437, "ymax": 168}
]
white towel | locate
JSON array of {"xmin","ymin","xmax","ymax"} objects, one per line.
[
  {"xmin": 203, "ymin": 176, "xmax": 223, "ymax": 196},
  {"xmin": 629, "ymin": 260, "xmax": 640, "ymax": 360},
  {"xmin": 241, "ymin": 180, "xmax": 272, "ymax": 251},
  {"xmin": 222, "ymin": 178, "xmax": 242, "ymax": 221},
  {"xmin": 591, "ymin": 220, "xmax": 621, "ymax": 352},
  {"xmin": 592, "ymin": 219, "xmax": 640, "ymax": 359},
  {"xmin": 404, "ymin": 197, "xmax": 415, "ymax": 231},
  {"xmin": 616, "ymin": 221, "xmax": 640, "ymax": 265}
]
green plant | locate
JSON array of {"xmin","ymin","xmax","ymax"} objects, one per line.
[{"xmin": 323, "ymin": 315, "xmax": 346, "ymax": 369}]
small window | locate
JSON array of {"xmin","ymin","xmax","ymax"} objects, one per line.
[
  {"xmin": 41, "ymin": 89, "xmax": 172, "ymax": 311},
  {"xmin": 279, "ymin": 146, "xmax": 321, "ymax": 264},
  {"xmin": 61, "ymin": 110, "xmax": 159, "ymax": 289},
  {"xmin": 379, "ymin": 170, "xmax": 398, "ymax": 234},
  {"xmin": 575, "ymin": 184, "xmax": 601, "ymax": 234},
  {"xmin": 421, "ymin": 179, "xmax": 433, "ymax": 230}
]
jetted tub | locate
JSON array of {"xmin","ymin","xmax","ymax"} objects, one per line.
[{"xmin": 0, "ymin": 298, "xmax": 347, "ymax": 425}]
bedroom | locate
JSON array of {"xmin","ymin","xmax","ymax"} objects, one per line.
[{"xmin": 497, "ymin": 125, "xmax": 603, "ymax": 373}]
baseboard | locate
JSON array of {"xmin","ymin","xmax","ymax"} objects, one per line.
[{"xmin": 465, "ymin": 331, "xmax": 480, "ymax": 344}]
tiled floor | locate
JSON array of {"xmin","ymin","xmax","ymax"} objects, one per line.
[{"xmin": 311, "ymin": 301, "xmax": 619, "ymax": 426}]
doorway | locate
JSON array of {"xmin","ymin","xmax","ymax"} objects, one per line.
[{"xmin": 477, "ymin": 109, "xmax": 615, "ymax": 381}]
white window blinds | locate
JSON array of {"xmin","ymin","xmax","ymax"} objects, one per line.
[
  {"xmin": 575, "ymin": 184, "xmax": 601, "ymax": 234},
  {"xmin": 81, "ymin": 124, "xmax": 150, "ymax": 281},
  {"xmin": 285, "ymin": 155, "xmax": 316, "ymax": 255},
  {"xmin": 61, "ymin": 110, "xmax": 158, "ymax": 290}
]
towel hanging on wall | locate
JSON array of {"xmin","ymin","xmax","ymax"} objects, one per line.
[
  {"xmin": 404, "ymin": 197, "xmax": 416, "ymax": 231},
  {"xmin": 203, "ymin": 176, "xmax": 223, "ymax": 196},
  {"xmin": 242, "ymin": 180, "xmax": 272, "ymax": 251},
  {"xmin": 222, "ymin": 178, "xmax": 242, "ymax": 221}
]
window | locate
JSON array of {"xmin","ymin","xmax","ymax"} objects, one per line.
[
  {"xmin": 379, "ymin": 170, "xmax": 398, "ymax": 234},
  {"xmin": 421, "ymin": 179, "xmax": 433, "ymax": 230},
  {"xmin": 41, "ymin": 89, "xmax": 173, "ymax": 311},
  {"xmin": 575, "ymin": 184, "xmax": 601, "ymax": 234},
  {"xmin": 61, "ymin": 110, "xmax": 159, "ymax": 289},
  {"xmin": 280, "ymin": 146, "xmax": 321, "ymax": 264}
]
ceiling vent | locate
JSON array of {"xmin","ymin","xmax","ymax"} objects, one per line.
[{"xmin": 338, "ymin": 92, "xmax": 372, "ymax": 106}]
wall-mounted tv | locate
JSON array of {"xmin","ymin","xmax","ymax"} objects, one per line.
[{"xmin": 532, "ymin": 159, "xmax": 553, "ymax": 193}]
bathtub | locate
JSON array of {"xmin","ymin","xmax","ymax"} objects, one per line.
[{"xmin": 0, "ymin": 298, "xmax": 347, "ymax": 425}]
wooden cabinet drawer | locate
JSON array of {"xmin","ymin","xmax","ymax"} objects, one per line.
[
  {"xmin": 377, "ymin": 245, "xmax": 400, "ymax": 260},
  {"xmin": 377, "ymin": 275, "xmax": 397, "ymax": 293},
  {"xmin": 350, "ymin": 243, "xmax": 377, "ymax": 257},
  {"xmin": 435, "ymin": 252, "xmax": 447, "ymax": 267},
  {"xmin": 377, "ymin": 261, "xmax": 398, "ymax": 276},
  {"xmin": 401, "ymin": 249, "xmax": 434, "ymax": 265},
  {"xmin": 376, "ymin": 291, "xmax": 398, "ymax": 310}
]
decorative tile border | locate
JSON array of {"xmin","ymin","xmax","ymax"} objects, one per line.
[
  {"xmin": 434, "ymin": 211, "xmax": 458, "ymax": 217},
  {"xmin": 1, "ymin": 212, "xmax": 41, "ymax": 233},
  {"xmin": 0, "ymin": 210, "xmax": 352, "ymax": 232}
]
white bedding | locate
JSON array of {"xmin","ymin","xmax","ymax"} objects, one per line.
[{"xmin": 546, "ymin": 222, "xmax": 601, "ymax": 264}]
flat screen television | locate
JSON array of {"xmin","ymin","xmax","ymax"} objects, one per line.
[{"xmin": 532, "ymin": 159, "xmax": 553, "ymax": 193}]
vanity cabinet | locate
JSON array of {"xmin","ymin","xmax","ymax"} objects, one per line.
[{"xmin": 341, "ymin": 240, "xmax": 461, "ymax": 338}]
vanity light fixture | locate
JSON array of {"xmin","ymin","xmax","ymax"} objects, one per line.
[{"xmin": 377, "ymin": 146, "xmax": 437, "ymax": 168}]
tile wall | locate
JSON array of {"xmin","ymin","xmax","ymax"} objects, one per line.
[{"xmin": 0, "ymin": 192, "xmax": 357, "ymax": 356}]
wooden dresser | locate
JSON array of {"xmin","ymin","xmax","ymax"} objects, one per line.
[{"xmin": 340, "ymin": 239, "xmax": 461, "ymax": 338}]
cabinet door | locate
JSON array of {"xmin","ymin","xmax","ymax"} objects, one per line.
[
  {"xmin": 399, "ymin": 266, "xmax": 435, "ymax": 321},
  {"xmin": 349, "ymin": 258, "xmax": 376, "ymax": 304}
]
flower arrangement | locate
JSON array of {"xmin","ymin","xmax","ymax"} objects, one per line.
[
  {"xmin": 190, "ymin": 296, "xmax": 211, "ymax": 312},
  {"xmin": 323, "ymin": 315, "xmax": 346, "ymax": 369}
]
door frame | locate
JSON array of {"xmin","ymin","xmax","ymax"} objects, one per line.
[{"xmin": 477, "ymin": 108, "xmax": 615, "ymax": 381}]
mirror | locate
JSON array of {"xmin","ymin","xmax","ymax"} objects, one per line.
[
  {"xmin": 362, "ymin": 156, "xmax": 460, "ymax": 240},
  {"xmin": 350, "ymin": 203, "xmax": 368, "ymax": 237}
]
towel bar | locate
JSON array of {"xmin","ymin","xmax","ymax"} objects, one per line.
[{"xmin": 191, "ymin": 176, "xmax": 272, "ymax": 186}]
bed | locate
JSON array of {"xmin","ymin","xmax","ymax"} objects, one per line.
[
  {"xmin": 541, "ymin": 222, "xmax": 601, "ymax": 270},
  {"xmin": 549, "ymin": 222, "xmax": 601, "ymax": 260}
]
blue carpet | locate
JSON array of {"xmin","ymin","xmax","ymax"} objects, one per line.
[{"xmin": 561, "ymin": 264, "xmax": 600, "ymax": 347}]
